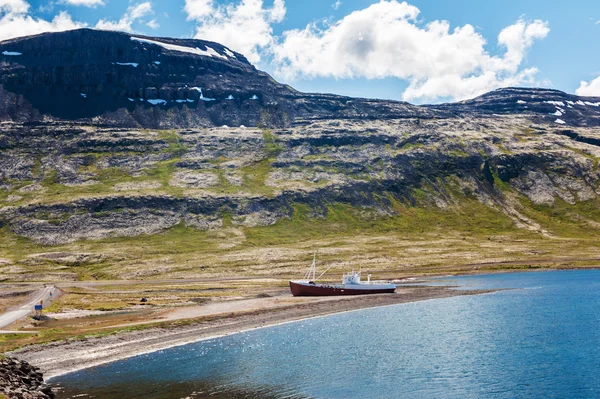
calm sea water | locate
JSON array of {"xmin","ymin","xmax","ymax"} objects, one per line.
[{"xmin": 52, "ymin": 270, "xmax": 600, "ymax": 399}]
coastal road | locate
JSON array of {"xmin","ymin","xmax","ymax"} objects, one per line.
[{"xmin": 0, "ymin": 285, "xmax": 56, "ymax": 329}]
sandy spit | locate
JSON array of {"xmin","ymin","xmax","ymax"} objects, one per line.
[{"xmin": 10, "ymin": 286, "xmax": 496, "ymax": 379}]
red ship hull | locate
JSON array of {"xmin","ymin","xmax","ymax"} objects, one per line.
[{"xmin": 289, "ymin": 281, "xmax": 396, "ymax": 297}]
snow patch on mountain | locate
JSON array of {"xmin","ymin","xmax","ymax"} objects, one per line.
[
  {"xmin": 114, "ymin": 62, "xmax": 139, "ymax": 67},
  {"xmin": 131, "ymin": 37, "xmax": 227, "ymax": 60}
]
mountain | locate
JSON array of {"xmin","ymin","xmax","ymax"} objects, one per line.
[
  {"xmin": 0, "ymin": 28, "xmax": 442, "ymax": 128},
  {"xmin": 435, "ymin": 87, "xmax": 600, "ymax": 127},
  {"xmin": 1, "ymin": 29, "xmax": 600, "ymax": 280}
]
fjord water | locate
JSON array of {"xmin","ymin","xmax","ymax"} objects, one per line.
[{"xmin": 53, "ymin": 270, "xmax": 600, "ymax": 399}]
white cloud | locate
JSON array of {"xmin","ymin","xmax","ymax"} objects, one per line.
[
  {"xmin": 184, "ymin": 0, "xmax": 213, "ymax": 20},
  {"xmin": 0, "ymin": 0, "xmax": 29, "ymax": 14},
  {"xmin": 0, "ymin": 0, "xmax": 551, "ymax": 103},
  {"xmin": 60, "ymin": 0, "xmax": 105, "ymax": 7},
  {"xmin": 95, "ymin": 1, "xmax": 153, "ymax": 32},
  {"xmin": 37, "ymin": 2, "xmax": 54, "ymax": 13},
  {"xmin": 0, "ymin": 11, "xmax": 85, "ymax": 41},
  {"xmin": 270, "ymin": 0, "xmax": 285, "ymax": 22},
  {"xmin": 496, "ymin": 18, "xmax": 549, "ymax": 73},
  {"xmin": 272, "ymin": 0, "xmax": 549, "ymax": 102},
  {"xmin": 0, "ymin": 1, "xmax": 85, "ymax": 42},
  {"xmin": 332, "ymin": 0, "xmax": 342, "ymax": 10},
  {"xmin": 186, "ymin": 0, "xmax": 286, "ymax": 64},
  {"xmin": 576, "ymin": 76, "xmax": 600, "ymax": 97},
  {"xmin": 129, "ymin": 2, "xmax": 152, "ymax": 20},
  {"xmin": 147, "ymin": 19, "xmax": 159, "ymax": 30},
  {"xmin": 95, "ymin": 17, "xmax": 131, "ymax": 32}
]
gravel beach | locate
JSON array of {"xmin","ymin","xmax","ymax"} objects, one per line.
[{"xmin": 11, "ymin": 285, "xmax": 496, "ymax": 379}]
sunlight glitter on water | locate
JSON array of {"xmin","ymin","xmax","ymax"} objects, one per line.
[{"xmin": 53, "ymin": 270, "xmax": 600, "ymax": 399}]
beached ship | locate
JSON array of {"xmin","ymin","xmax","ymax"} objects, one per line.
[{"xmin": 289, "ymin": 253, "xmax": 396, "ymax": 296}]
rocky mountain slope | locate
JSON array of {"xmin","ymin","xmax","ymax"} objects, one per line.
[
  {"xmin": 0, "ymin": 29, "xmax": 600, "ymax": 280},
  {"xmin": 0, "ymin": 28, "xmax": 442, "ymax": 128}
]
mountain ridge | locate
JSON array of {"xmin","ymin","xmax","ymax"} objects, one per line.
[
  {"xmin": 3, "ymin": 29, "xmax": 600, "ymax": 129},
  {"xmin": 0, "ymin": 28, "xmax": 444, "ymax": 128},
  {"xmin": 1, "ymin": 29, "xmax": 600, "ymax": 281}
]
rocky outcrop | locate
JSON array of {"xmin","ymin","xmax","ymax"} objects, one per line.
[
  {"xmin": 0, "ymin": 30, "xmax": 598, "ymax": 130},
  {"xmin": 1, "ymin": 30, "xmax": 600, "ymax": 245},
  {"xmin": 432, "ymin": 87, "xmax": 600, "ymax": 127},
  {"xmin": 0, "ymin": 357, "xmax": 54, "ymax": 398},
  {"xmin": 1, "ymin": 113, "xmax": 599, "ymax": 244},
  {"xmin": 0, "ymin": 29, "xmax": 444, "ymax": 128}
]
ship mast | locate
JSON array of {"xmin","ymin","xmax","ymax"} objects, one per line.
[
  {"xmin": 304, "ymin": 251, "xmax": 335, "ymax": 282},
  {"xmin": 304, "ymin": 251, "xmax": 317, "ymax": 281}
]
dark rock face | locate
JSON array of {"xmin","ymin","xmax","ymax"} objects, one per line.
[
  {"xmin": 0, "ymin": 357, "xmax": 54, "ymax": 398},
  {"xmin": 1, "ymin": 30, "xmax": 599, "ymax": 129},
  {"xmin": 553, "ymin": 129, "xmax": 600, "ymax": 147},
  {"xmin": 0, "ymin": 29, "xmax": 443, "ymax": 128},
  {"xmin": 0, "ymin": 29, "xmax": 268, "ymax": 127},
  {"xmin": 432, "ymin": 87, "xmax": 600, "ymax": 127}
]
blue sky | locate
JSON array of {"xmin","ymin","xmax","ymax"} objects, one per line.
[{"xmin": 5, "ymin": 0, "xmax": 600, "ymax": 102}]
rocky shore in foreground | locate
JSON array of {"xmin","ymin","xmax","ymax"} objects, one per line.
[{"xmin": 0, "ymin": 357, "xmax": 54, "ymax": 398}]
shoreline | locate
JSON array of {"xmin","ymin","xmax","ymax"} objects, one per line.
[{"xmin": 9, "ymin": 285, "xmax": 498, "ymax": 380}]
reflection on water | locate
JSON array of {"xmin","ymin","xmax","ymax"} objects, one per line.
[{"xmin": 54, "ymin": 270, "xmax": 600, "ymax": 399}]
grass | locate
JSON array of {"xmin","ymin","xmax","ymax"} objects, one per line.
[
  {"xmin": 145, "ymin": 159, "xmax": 183, "ymax": 194},
  {"xmin": 393, "ymin": 142, "xmax": 427, "ymax": 153},
  {"xmin": 157, "ymin": 130, "xmax": 188, "ymax": 157},
  {"xmin": 0, "ymin": 321, "xmax": 158, "ymax": 354},
  {"xmin": 0, "ymin": 305, "xmax": 263, "ymax": 354},
  {"xmin": 263, "ymin": 130, "xmax": 285, "ymax": 157},
  {"xmin": 0, "ymin": 129, "xmax": 289, "ymax": 205},
  {"xmin": 205, "ymin": 157, "xmax": 276, "ymax": 196},
  {"xmin": 45, "ymin": 292, "xmax": 130, "ymax": 312},
  {"xmin": 243, "ymin": 193, "xmax": 517, "ymax": 248},
  {"xmin": 2, "ymin": 124, "xmax": 600, "ymax": 285},
  {"xmin": 2, "ymin": 187, "xmax": 600, "ymax": 353},
  {"xmin": 517, "ymin": 196, "xmax": 600, "ymax": 238},
  {"xmin": 36, "ymin": 157, "xmax": 184, "ymax": 204},
  {"xmin": 0, "ymin": 131, "xmax": 189, "ymax": 207},
  {"xmin": 559, "ymin": 144, "xmax": 600, "ymax": 169},
  {"xmin": 3, "ymin": 177, "xmax": 600, "ymax": 280},
  {"xmin": 5, "ymin": 122, "xmax": 600, "ymax": 354},
  {"xmin": 197, "ymin": 130, "xmax": 284, "ymax": 196},
  {"xmin": 2, "ymin": 161, "xmax": 163, "ymax": 206}
]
